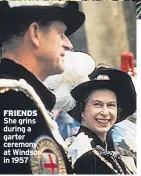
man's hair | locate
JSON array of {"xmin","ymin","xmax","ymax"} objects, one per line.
[
  {"xmin": 2, "ymin": 35, "xmax": 24, "ymax": 54},
  {"xmin": 1, "ymin": 20, "xmax": 53, "ymax": 54},
  {"xmin": 1, "ymin": 22, "xmax": 29, "ymax": 54}
]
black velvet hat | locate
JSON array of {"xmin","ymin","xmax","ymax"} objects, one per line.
[
  {"xmin": 0, "ymin": 1, "xmax": 85, "ymax": 44},
  {"xmin": 68, "ymin": 68, "xmax": 136, "ymax": 123}
]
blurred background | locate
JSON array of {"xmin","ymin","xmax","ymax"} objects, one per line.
[{"xmin": 69, "ymin": 1, "xmax": 136, "ymax": 68}]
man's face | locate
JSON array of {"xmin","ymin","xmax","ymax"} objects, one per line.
[
  {"xmin": 38, "ymin": 21, "xmax": 73, "ymax": 76},
  {"xmin": 82, "ymin": 89, "xmax": 117, "ymax": 137}
]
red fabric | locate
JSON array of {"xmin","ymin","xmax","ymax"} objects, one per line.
[{"xmin": 120, "ymin": 52, "xmax": 135, "ymax": 76}]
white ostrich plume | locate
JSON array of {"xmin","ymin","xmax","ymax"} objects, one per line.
[{"xmin": 44, "ymin": 51, "xmax": 95, "ymax": 112}]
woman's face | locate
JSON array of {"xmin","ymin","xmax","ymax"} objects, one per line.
[{"xmin": 82, "ymin": 89, "xmax": 117, "ymax": 137}]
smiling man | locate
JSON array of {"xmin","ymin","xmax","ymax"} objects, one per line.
[{"xmin": 0, "ymin": 1, "xmax": 85, "ymax": 174}]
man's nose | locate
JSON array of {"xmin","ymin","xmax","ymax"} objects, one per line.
[{"xmin": 63, "ymin": 36, "xmax": 73, "ymax": 51}]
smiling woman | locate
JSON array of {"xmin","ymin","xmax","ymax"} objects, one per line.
[
  {"xmin": 81, "ymin": 89, "xmax": 117, "ymax": 142},
  {"xmin": 67, "ymin": 67, "xmax": 136, "ymax": 174}
]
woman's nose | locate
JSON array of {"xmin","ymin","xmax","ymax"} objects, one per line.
[{"xmin": 102, "ymin": 105, "xmax": 109, "ymax": 116}]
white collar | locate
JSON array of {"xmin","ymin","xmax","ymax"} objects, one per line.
[{"xmin": 67, "ymin": 132, "xmax": 93, "ymax": 165}]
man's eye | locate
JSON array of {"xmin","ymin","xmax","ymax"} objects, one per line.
[{"xmin": 59, "ymin": 32, "xmax": 65, "ymax": 38}]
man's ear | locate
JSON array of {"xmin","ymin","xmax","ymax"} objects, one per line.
[{"xmin": 28, "ymin": 22, "xmax": 41, "ymax": 48}]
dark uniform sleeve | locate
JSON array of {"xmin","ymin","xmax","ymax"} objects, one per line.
[
  {"xmin": 0, "ymin": 90, "xmax": 73, "ymax": 174},
  {"xmin": 74, "ymin": 150, "xmax": 116, "ymax": 174}
]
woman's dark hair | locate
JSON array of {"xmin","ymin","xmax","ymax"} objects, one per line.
[{"xmin": 70, "ymin": 89, "xmax": 122, "ymax": 123}]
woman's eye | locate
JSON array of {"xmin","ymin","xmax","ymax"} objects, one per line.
[
  {"xmin": 92, "ymin": 103, "xmax": 102, "ymax": 107},
  {"xmin": 108, "ymin": 104, "xmax": 117, "ymax": 107}
]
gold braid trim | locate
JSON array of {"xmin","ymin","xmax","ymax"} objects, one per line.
[{"xmin": 93, "ymin": 149, "xmax": 124, "ymax": 174}]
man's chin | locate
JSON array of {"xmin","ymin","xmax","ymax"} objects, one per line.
[
  {"xmin": 52, "ymin": 65, "xmax": 64, "ymax": 75},
  {"xmin": 57, "ymin": 66, "xmax": 64, "ymax": 74}
]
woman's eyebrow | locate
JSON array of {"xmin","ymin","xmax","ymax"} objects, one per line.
[
  {"xmin": 107, "ymin": 101, "xmax": 117, "ymax": 104},
  {"xmin": 91, "ymin": 100, "xmax": 103, "ymax": 103},
  {"xmin": 90, "ymin": 100, "xmax": 117, "ymax": 104}
]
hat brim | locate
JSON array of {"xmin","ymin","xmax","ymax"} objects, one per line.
[
  {"xmin": 0, "ymin": 5, "xmax": 85, "ymax": 43},
  {"xmin": 68, "ymin": 79, "xmax": 136, "ymax": 123}
]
